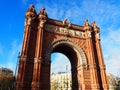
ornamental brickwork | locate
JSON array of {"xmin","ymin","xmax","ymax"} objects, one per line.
[{"xmin": 15, "ymin": 5, "xmax": 109, "ymax": 90}]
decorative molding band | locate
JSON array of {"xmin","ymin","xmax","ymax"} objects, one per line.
[
  {"xmin": 34, "ymin": 58, "xmax": 41, "ymax": 64},
  {"xmin": 45, "ymin": 24, "xmax": 85, "ymax": 39},
  {"xmin": 19, "ymin": 56, "xmax": 34, "ymax": 64},
  {"xmin": 99, "ymin": 65, "xmax": 106, "ymax": 70}
]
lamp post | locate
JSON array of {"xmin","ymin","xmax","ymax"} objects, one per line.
[{"xmin": 66, "ymin": 65, "xmax": 68, "ymax": 90}]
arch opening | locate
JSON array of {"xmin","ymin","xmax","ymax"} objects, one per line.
[
  {"xmin": 50, "ymin": 43, "xmax": 79, "ymax": 90},
  {"xmin": 50, "ymin": 53, "xmax": 71, "ymax": 90},
  {"xmin": 51, "ymin": 53, "xmax": 71, "ymax": 73}
]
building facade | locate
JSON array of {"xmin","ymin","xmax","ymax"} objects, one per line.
[
  {"xmin": 15, "ymin": 5, "xmax": 109, "ymax": 90},
  {"xmin": 51, "ymin": 72, "xmax": 71, "ymax": 90}
]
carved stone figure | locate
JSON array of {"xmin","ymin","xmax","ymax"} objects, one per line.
[
  {"xmin": 96, "ymin": 32, "xmax": 100, "ymax": 40},
  {"xmin": 24, "ymin": 17, "xmax": 32, "ymax": 26},
  {"xmin": 88, "ymin": 31, "xmax": 92, "ymax": 38},
  {"xmin": 39, "ymin": 20, "xmax": 47, "ymax": 28},
  {"xmin": 63, "ymin": 18, "xmax": 71, "ymax": 28}
]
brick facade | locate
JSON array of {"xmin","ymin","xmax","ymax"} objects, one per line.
[{"xmin": 15, "ymin": 5, "xmax": 109, "ymax": 90}]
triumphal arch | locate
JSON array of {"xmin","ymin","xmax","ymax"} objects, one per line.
[{"xmin": 15, "ymin": 5, "xmax": 109, "ymax": 90}]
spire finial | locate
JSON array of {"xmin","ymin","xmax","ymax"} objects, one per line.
[
  {"xmin": 84, "ymin": 19, "xmax": 90, "ymax": 26},
  {"xmin": 92, "ymin": 21, "xmax": 100, "ymax": 32},
  {"xmin": 38, "ymin": 7, "xmax": 48, "ymax": 20}
]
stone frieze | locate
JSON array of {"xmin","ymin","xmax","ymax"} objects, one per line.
[{"xmin": 45, "ymin": 24, "xmax": 85, "ymax": 39}]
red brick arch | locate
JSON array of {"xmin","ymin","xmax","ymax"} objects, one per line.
[
  {"xmin": 45, "ymin": 39, "xmax": 88, "ymax": 89},
  {"xmin": 46, "ymin": 39, "xmax": 87, "ymax": 66},
  {"xmin": 15, "ymin": 5, "xmax": 109, "ymax": 90}
]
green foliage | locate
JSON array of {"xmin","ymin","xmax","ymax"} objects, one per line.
[
  {"xmin": 107, "ymin": 74, "xmax": 120, "ymax": 90},
  {"xmin": 51, "ymin": 81, "xmax": 59, "ymax": 90},
  {"xmin": 0, "ymin": 73, "xmax": 14, "ymax": 90}
]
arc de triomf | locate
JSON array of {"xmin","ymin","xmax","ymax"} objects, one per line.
[{"xmin": 15, "ymin": 5, "xmax": 109, "ymax": 90}]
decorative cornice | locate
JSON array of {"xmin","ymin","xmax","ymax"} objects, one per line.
[
  {"xmin": 46, "ymin": 18, "xmax": 84, "ymax": 31},
  {"xmin": 34, "ymin": 58, "xmax": 41, "ymax": 64}
]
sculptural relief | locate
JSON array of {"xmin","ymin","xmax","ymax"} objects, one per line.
[
  {"xmin": 96, "ymin": 32, "xmax": 100, "ymax": 40},
  {"xmin": 39, "ymin": 20, "xmax": 46, "ymax": 28},
  {"xmin": 45, "ymin": 24, "xmax": 85, "ymax": 39},
  {"xmin": 88, "ymin": 31, "xmax": 92, "ymax": 38},
  {"xmin": 63, "ymin": 18, "xmax": 71, "ymax": 28},
  {"xmin": 68, "ymin": 30, "xmax": 75, "ymax": 36}
]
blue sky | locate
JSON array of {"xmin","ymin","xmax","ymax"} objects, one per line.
[{"xmin": 0, "ymin": 0, "xmax": 120, "ymax": 76}]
